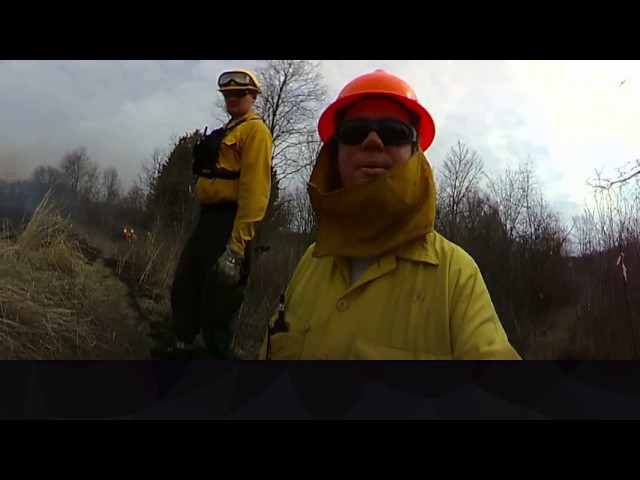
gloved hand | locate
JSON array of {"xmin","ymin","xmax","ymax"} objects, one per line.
[{"xmin": 214, "ymin": 245, "xmax": 244, "ymax": 285}]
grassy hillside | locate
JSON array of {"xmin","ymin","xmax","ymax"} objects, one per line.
[{"xmin": 0, "ymin": 192, "xmax": 150, "ymax": 359}]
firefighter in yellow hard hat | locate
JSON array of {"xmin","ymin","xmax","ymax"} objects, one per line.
[
  {"xmin": 152, "ymin": 67, "xmax": 273, "ymax": 360},
  {"xmin": 260, "ymin": 69, "xmax": 520, "ymax": 360}
]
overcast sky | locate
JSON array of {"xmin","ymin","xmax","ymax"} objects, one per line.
[{"xmin": 2, "ymin": 60, "xmax": 639, "ymax": 224}]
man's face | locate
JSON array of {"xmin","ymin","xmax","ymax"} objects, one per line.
[
  {"xmin": 223, "ymin": 89, "xmax": 256, "ymax": 118},
  {"xmin": 336, "ymin": 98, "xmax": 416, "ymax": 188}
]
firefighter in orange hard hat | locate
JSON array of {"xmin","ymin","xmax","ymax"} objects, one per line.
[
  {"xmin": 317, "ymin": 69, "xmax": 436, "ymax": 152},
  {"xmin": 152, "ymin": 67, "xmax": 273, "ymax": 360},
  {"xmin": 260, "ymin": 69, "xmax": 521, "ymax": 361}
]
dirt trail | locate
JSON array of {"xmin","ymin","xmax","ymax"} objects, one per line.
[
  {"xmin": 101, "ymin": 254, "xmax": 175, "ymax": 350},
  {"xmin": 73, "ymin": 233, "xmax": 158, "ymax": 359}
]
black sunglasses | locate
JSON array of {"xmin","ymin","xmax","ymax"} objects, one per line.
[
  {"xmin": 335, "ymin": 117, "xmax": 417, "ymax": 146},
  {"xmin": 222, "ymin": 89, "xmax": 250, "ymax": 99}
]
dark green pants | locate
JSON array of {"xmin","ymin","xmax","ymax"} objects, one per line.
[{"xmin": 170, "ymin": 203, "xmax": 251, "ymax": 359}]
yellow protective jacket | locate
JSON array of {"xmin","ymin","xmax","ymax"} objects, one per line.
[
  {"xmin": 195, "ymin": 111, "xmax": 273, "ymax": 256},
  {"xmin": 259, "ymin": 143, "xmax": 521, "ymax": 361}
]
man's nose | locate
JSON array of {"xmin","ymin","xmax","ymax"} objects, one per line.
[{"xmin": 361, "ymin": 131, "xmax": 384, "ymax": 150}]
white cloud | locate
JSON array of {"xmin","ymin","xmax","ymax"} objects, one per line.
[{"xmin": 1, "ymin": 59, "xmax": 639, "ymax": 224}]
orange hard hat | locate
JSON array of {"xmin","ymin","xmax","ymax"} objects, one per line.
[{"xmin": 318, "ymin": 69, "xmax": 436, "ymax": 151}]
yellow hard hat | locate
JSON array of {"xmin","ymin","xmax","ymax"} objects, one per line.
[{"xmin": 217, "ymin": 68, "xmax": 261, "ymax": 93}]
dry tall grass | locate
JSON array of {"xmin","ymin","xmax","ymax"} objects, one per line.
[
  {"xmin": 0, "ymin": 192, "xmax": 149, "ymax": 359},
  {"xmin": 115, "ymin": 220, "xmax": 185, "ymax": 290},
  {"xmin": 113, "ymin": 219, "xmax": 191, "ymax": 333}
]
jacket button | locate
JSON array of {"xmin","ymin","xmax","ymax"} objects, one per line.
[{"xmin": 337, "ymin": 299, "xmax": 348, "ymax": 311}]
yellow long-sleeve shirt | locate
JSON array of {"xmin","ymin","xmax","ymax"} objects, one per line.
[
  {"xmin": 195, "ymin": 111, "xmax": 273, "ymax": 256},
  {"xmin": 259, "ymin": 233, "xmax": 522, "ymax": 360}
]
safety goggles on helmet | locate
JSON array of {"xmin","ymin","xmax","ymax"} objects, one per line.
[
  {"xmin": 335, "ymin": 117, "xmax": 417, "ymax": 146},
  {"xmin": 218, "ymin": 71, "xmax": 258, "ymax": 89}
]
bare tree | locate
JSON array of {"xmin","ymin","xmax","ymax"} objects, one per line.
[
  {"xmin": 436, "ymin": 140, "xmax": 484, "ymax": 240},
  {"xmin": 289, "ymin": 184, "xmax": 317, "ymax": 242},
  {"xmin": 122, "ymin": 184, "xmax": 147, "ymax": 211},
  {"xmin": 31, "ymin": 165, "xmax": 60, "ymax": 187},
  {"xmin": 138, "ymin": 147, "xmax": 165, "ymax": 198},
  {"xmin": 571, "ymin": 171, "xmax": 640, "ymax": 359},
  {"xmin": 59, "ymin": 147, "xmax": 92, "ymax": 196},
  {"xmin": 101, "ymin": 166, "xmax": 122, "ymax": 205},
  {"xmin": 254, "ymin": 60, "xmax": 328, "ymax": 180},
  {"xmin": 588, "ymin": 158, "xmax": 640, "ymax": 190},
  {"xmin": 81, "ymin": 161, "xmax": 101, "ymax": 201},
  {"xmin": 486, "ymin": 161, "xmax": 532, "ymax": 241}
]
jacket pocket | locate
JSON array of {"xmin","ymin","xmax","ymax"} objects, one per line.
[
  {"xmin": 196, "ymin": 176, "xmax": 239, "ymax": 204},
  {"xmin": 267, "ymin": 332, "xmax": 305, "ymax": 360},
  {"xmin": 348, "ymin": 338, "xmax": 452, "ymax": 360},
  {"xmin": 217, "ymin": 136, "xmax": 239, "ymax": 171}
]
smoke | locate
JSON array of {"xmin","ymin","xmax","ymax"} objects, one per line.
[
  {"xmin": 0, "ymin": 180, "xmax": 56, "ymax": 228},
  {"xmin": 0, "ymin": 147, "xmax": 33, "ymax": 181}
]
